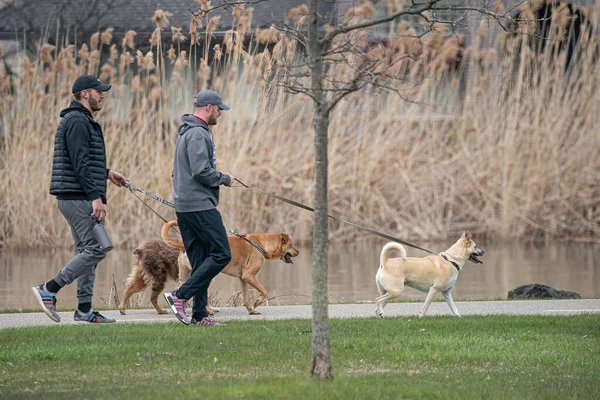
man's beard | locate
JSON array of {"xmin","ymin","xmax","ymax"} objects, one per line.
[
  {"xmin": 207, "ymin": 115, "xmax": 217, "ymax": 125},
  {"xmin": 89, "ymin": 97, "xmax": 102, "ymax": 112}
]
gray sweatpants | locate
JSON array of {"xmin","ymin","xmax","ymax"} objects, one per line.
[{"xmin": 53, "ymin": 199, "xmax": 109, "ymax": 304}]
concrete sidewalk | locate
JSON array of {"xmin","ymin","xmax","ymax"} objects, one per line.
[{"xmin": 1, "ymin": 299, "xmax": 599, "ymax": 329}]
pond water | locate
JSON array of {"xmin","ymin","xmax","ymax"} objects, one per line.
[{"xmin": 1, "ymin": 240, "xmax": 598, "ymax": 311}]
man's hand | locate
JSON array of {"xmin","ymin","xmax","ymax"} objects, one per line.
[
  {"xmin": 91, "ymin": 198, "xmax": 107, "ymax": 221},
  {"xmin": 225, "ymin": 174, "xmax": 235, "ymax": 187},
  {"xmin": 108, "ymin": 170, "xmax": 129, "ymax": 187}
]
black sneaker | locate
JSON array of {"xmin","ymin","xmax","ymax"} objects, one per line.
[{"xmin": 74, "ymin": 310, "xmax": 116, "ymax": 323}]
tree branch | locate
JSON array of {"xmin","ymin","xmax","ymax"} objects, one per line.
[
  {"xmin": 191, "ymin": 0, "xmax": 270, "ymax": 18},
  {"xmin": 320, "ymin": 0, "xmax": 443, "ymax": 45}
]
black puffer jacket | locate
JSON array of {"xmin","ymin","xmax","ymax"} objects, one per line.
[{"xmin": 49, "ymin": 101, "xmax": 109, "ymax": 203}]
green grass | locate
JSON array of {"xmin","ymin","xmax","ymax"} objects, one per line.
[{"xmin": 1, "ymin": 315, "xmax": 599, "ymax": 399}]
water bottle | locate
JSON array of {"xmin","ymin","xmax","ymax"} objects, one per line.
[{"xmin": 92, "ymin": 218, "xmax": 113, "ymax": 252}]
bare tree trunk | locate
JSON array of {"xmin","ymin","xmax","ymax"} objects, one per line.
[
  {"xmin": 311, "ymin": 106, "xmax": 332, "ymax": 379},
  {"xmin": 308, "ymin": 0, "xmax": 332, "ymax": 380}
]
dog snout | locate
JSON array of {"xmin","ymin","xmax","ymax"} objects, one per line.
[{"xmin": 475, "ymin": 248, "xmax": 485, "ymax": 256}]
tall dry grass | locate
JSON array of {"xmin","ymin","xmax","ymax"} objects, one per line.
[{"xmin": 0, "ymin": 3, "xmax": 599, "ymax": 249}]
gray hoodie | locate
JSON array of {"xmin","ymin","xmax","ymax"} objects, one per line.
[{"xmin": 172, "ymin": 114, "xmax": 231, "ymax": 212}]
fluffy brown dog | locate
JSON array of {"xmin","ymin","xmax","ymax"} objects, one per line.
[
  {"xmin": 162, "ymin": 220, "xmax": 299, "ymax": 315},
  {"xmin": 119, "ymin": 240, "xmax": 180, "ymax": 315},
  {"xmin": 118, "ymin": 239, "xmax": 220, "ymax": 316}
]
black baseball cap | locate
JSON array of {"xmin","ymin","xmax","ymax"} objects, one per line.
[{"xmin": 72, "ymin": 74, "xmax": 112, "ymax": 94}]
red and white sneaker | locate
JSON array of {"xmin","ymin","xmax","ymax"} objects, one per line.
[
  {"xmin": 191, "ymin": 316, "xmax": 226, "ymax": 326},
  {"xmin": 163, "ymin": 291, "xmax": 190, "ymax": 325}
]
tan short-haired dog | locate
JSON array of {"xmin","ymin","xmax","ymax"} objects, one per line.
[
  {"xmin": 375, "ymin": 232, "xmax": 484, "ymax": 317},
  {"xmin": 163, "ymin": 221, "xmax": 300, "ymax": 315}
]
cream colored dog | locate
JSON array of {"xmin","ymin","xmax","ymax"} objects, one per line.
[{"xmin": 375, "ymin": 232, "xmax": 484, "ymax": 317}]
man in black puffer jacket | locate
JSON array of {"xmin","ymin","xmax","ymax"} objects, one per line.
[{"xmin": 32, "ymin": 75, "xmax": 128, "ymax": 324}]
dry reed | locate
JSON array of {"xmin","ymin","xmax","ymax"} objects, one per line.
[{"xmin": 0, "ymin": 4, "xmax": 598, "ymax": 250}]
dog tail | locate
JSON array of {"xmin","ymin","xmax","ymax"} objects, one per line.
[
  {"xmin": 161, "ymin": 220, "xmax": 185, "ymax": 249},
  {"xmin": 380, "ymin": 242, "xmax": 407, "ymax": 267}
]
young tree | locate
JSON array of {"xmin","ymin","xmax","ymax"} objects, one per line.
[{"xmin": 271, "ymin": 0, "xmax": 516, "ymax": 379}]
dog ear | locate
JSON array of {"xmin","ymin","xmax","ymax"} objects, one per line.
[
  {"xmin": 281, "ymin": 234, "xmax": 289, "ymax": 244},
  {"xmin": 460, "ymin": 231, "xmax": 466, "ymax": 240},
  {"xmin": 466, "ymin": 232, "xmax": 472, "ymax": 241}
]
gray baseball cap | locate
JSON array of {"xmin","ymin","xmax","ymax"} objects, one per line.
[{"xmin": 194, "ymin": 90, "xmax": 230, "ymax": 110}]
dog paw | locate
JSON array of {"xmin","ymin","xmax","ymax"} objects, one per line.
[
  {"xmin": 248, "ymin": 309, "xmax": 261, "ymax": 315},
  {"xmin": 253, "ymin": 301, "xmax": 264, "ymax": 309},
  {"xmin": 119, "ymin": 309, "xmax": 126, "ymax": 315},
  {"xmin": 157, "ymin": 309, "xmax": 168, "ymax": 315}
]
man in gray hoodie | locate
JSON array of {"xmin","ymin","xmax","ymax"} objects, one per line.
[{"xmin": 164, "ymin": 90, "xmax": 234, "ymax": 326}]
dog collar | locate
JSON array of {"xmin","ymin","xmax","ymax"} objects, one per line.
[
  {"xmin": 244, "ymin": 237, "xmax": 268, "ymax": 259},
  {"xmin": 227, "ymin": 229, "xmax": 268, "ymax": 259},
  {"xmin": 441, "ymin": 253, "xmax": 460, "ymax": 271}
]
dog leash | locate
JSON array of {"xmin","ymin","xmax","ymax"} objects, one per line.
[
  {"xmin": 126, "ymin": 182, "xmax": 268, "ymax": 258},
  {"xmin": 127, "ymin": 184, "xmax": 172, "ymax": 225},
  {"xmin": 128, "ymin": 185, "xmax": 175, "ymax": 208},
  {"xmin": 234, "ymin": 178, "xmax": 437, "ymax": 255},
  {"xmin": 126, "ymin": 181, "xmax": 437, "ymax": 256}
]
